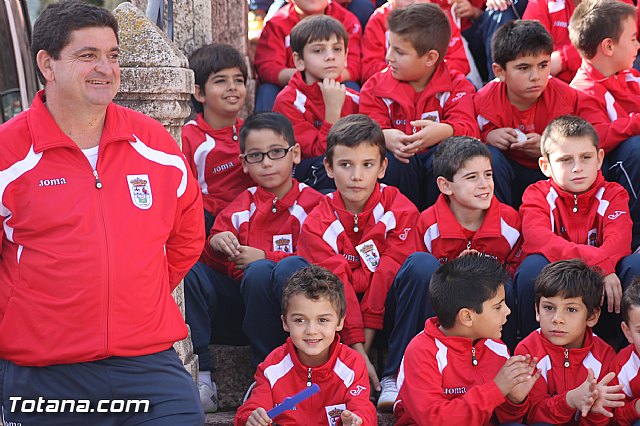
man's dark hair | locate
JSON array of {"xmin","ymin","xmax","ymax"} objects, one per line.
[
  {"xmin": 282, "ymin": 265, "xmax": 347, "ymax": 320},
  {"xmin": 433, "ymin": 136, "xmax": 492, "ymax": 181},
  {"xmin": 239, "ymin": 112, "xmax": 295, "ymax": 152},
  {"xmin": 188, "ymin": 44, "xmax": 248, "ymax": 114},
  {"xmin": 387, "ymin": 3, "xmax": 451, "ymax": 60},
  {"xmin": 325, "ymin": 114, "xmax": 386, "ymax": 165},
  {"xmin": 622, "ymin": 278, "xmax": 640, "ymax": 324},
  {"xmin": 32, "ymin": 0, "xmax": 119, "ymax": 85},
  {"xmin": 534, "ymin": 259, "xmax": 603, "ymax": 317},
  {"xmin": 430, "ymin": 254, "xmax": 509, "ymax": 329},
  {"xmin": 290, "ymin": 15, "xmax": 349, "ymax": 58},
  {"xmin": 492, "ymin": 20, "xmax": 554, "ymax": 69},
  {"xmin": 570, "ymin": 0, "xmax": 637, "ymax": 60}
]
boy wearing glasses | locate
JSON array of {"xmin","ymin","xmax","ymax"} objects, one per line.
[{"xmin": 184, "ymin": 112, "xmax": 323, "ymax": 412}]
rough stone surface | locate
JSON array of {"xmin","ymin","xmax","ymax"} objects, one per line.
[{"xmin": 211, "ymin": 345, "xmax": 254, "ymax": 410}]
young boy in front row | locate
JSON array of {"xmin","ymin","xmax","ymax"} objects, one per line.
[
  {"xmin": 375, "ymin": 136, "xmax": 523, "ymax": 411},
  {"xmin": 182, "ymin": 44, "xmax": 255, "ymax": 235},
  {"xmin": 394, "ymin": 254, "xmax": 539, "ymax": 425},
  {"xmin": 235, "ymin": 265, "xmax": 377, "ymax": 426},
  {"xmin": 610, "ymin": 279, "xmax": 640, "ymax": 425},
  {"xmin": 474, "ymin": 20, "xmax": 611, "ymax": 210},
  {"xmin": 184, "ymin": 112, "xmax": 323, "ymax": 412},
  {"xmin": 515, "ymin": 116, "xmax": 640, "ymax": 341},
  {"xmin": 273, "ymin": 15, "xmax": 360, "ymax": 191},
  {"xmin": 359, "ymin": 2, "xmax": 479, "ymax": 210},
  {"xmin": 514, "ymin": 259, "xmax": 626, "ymax": 424}
]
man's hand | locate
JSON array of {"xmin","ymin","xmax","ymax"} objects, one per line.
[
  {"xmin": 506, "ymin": 355, "xmax": 541, "ymax": 404},
  {"xmin": 231, "ymin": 246, "xmax": 265, "ymax": 269},
  {"xmin": 351, "ymin": 342, "xmax": 381, "ymax": 392},
  {"xmin": 320, "ymin": 78, "xmax": 346, "ymax": 124},
  {"xmin": 210, "ymin": 231, "xmax": 240, "ymax": 257},
  {"xmin": 450, "ymin": 0, "xmax": 483, "ymax": 19},
  {"xmin": 341, "ymin": 410, "xmax": 363, "ymax": 426},
  {"xmin": 399, "ymin": 120, "xmax": 453, "ymax": 155},
  {"xmin": 486, "ymin": 128, "xmax": 517, "ymax": 151},
  {"xmin": 603, "ymin": 273, "xmax": 623, "ymax": 314},
  {"xmin": 486, "ymin": 0, "xmax": 512, "ymax": 11},
  {"xmin": 510, "ymin": 133, "xmax": 542, "ymax": 158},
  {"xmin": 383, "ymin": 129, "xmax": 414, "ymax": 163},
  {"xmin": 589, "ymin": 372, "xmax": 625, "ymax": 417},
  {"xmin": 494, "ymin": 355, "xmax": 540, "ymax": 396},
  {"xmin": 247, "ymin": 407, "xmax": 272, "ymax": 426},
  {"xmin": 566, "ymin": 368, "xmax": 598, "ymax": 417}
]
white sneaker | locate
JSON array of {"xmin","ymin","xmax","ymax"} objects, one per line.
[
  {"xmin": 198, "ymin": 373, "xmax": 218, "ymax": 413},
  {"xmin": 377, "ymin": 375, "xmax": 398, "ymax": 412}
]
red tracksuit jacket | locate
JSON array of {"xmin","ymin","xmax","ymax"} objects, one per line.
[
  {"xmin": 234, "ymin": 336, "xmax": 377, "ymax": 426},
  {"xmin": 417, "ymin": 194, "xmax": 523, "ymax": 275},
  {"xmin": 571, "ymin": 60, "xmax": 640, "ymax": 148},
  {"xmin": 361, "ymin": 2, "xmax": 470, "ymax": 82},
  {"xmin": 394, "ymin": 317, "xmax": 528, "ymax": 425},
  {"xmin": 201, "ymin": 180, "xmax": 323, "ymax": 280},
  {"xmin": 474, "ymin": 77, "xmax": 612, "ymax": 169},
  {"xmin": 254, "ymin": 1, "xmax": 362, "ymax": 85},
  {"xmin": 515, "ymin": 328, "xmax": 616, "ymax": 425},
  {"xmin": 610, "ymin": 344, "xmax": 640, "ymax": 425},
  {"xmin": 297, "ymin": 183, "xmax": 419, "ymax": 345},
  {"xmin": 359, "ymin": 64, "xmax": 479, "ymax": 138},
  {"xmin": 272, "ymin": 71, "xmax": 360, "ymax": 159},
  {"xmin": 520, "ymin": 173, "xmax": 632, "ymax": 275},
  {"xmin": 181, "ymin": 114, "xmax": 254, "ymax": 216},
  {"xmin": 0, "ymin": 91, "xmax": 204, "ymax": 366},
  {"xmin": 431, "ymin": 0, "xmax": 486, "ymax": 31}
]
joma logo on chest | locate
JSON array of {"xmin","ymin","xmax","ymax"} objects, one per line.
[{"xmin": 39, "ymin": 178, "xmax": 68, "ymax": 187}]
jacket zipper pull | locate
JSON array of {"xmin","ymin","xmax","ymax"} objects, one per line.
[
  {"xmin": 471, "ymin": 347, "xmax": 478, "ymax": 366},
  {"xmin": 573, "ymin": 194, "xmax": 578, "ymax": 213},
  {"xmin": 353, "ymin": 214, "xmax": 359, "ymax": 233},
  {"xmin": 467, "ymin": 240, "xmax": 471, "ymax": 250},
  {"xmin": 93, "ymin": 170, "xmax": 103, "ymax": 189},
  {"xmin": 307, "ymin": 367, "xmax": 312, "ymax": 387},
  {"xmin": 272, "ymin": 196, "xmax": 278, "ymax": 214},
  {"xmin": 564, "ymin": 348, "xmax": 570, "ymax": 368}
]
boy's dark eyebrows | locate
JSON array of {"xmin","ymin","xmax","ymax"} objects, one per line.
[{"xmin": 492, "ymin": 298, "xmax": 506, "ymax": 307}]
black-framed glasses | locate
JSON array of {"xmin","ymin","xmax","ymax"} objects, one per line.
[{"xmin": 241, "ymin": 146, "xmax": 294, "ymax": 164}]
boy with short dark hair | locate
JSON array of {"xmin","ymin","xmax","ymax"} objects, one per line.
[
  {"xmin": 184, "ymin": 112, "xmax": 323, "ymax": 412},
  {"xmin": 570, "ymin": 0, "xmax": 640, "ymax": 249},
  {"xmin": 297, "ymin": 114, "xmax": 420, "ymax": 395},
  {"xmin": 515, "ymin": 259, "xmax": 626, "ymax": 424},
  {"xmin": 360, "ymin": 2, "xmax": 479, "ymax": 210},
  {"xmin": 474, "ymin": 20, "xmax": 611, "ymax": 209},
  {"xmin": 515, "ymin": 115, "xmax": 640, "ymax": 341},
  {"xmin": 273, "ymin": 15, "xmax": 360, "ymax": 191},
  {"xmin": 182, "ymin": 44, "xmax": 254, "ymax": 234},
  {"xmin": 394, "ymin": 254, "xmax": 539, "ymax": 425},
  {"xmin": 235, "ymin": 265, "xmax": 377, "ymax": 426},
  {"xmin": 375, "ymin": 136, "xmax": 523, "ymax": 411},
  {"xmin": 609, "ymin": 279, "xmax": 640, "ymax": 425}
]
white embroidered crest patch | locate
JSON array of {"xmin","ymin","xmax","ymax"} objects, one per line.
[
  {"xmin": 273, "ymin": 234, "xmax": 293, "ymax": 253},
  {"xmin": 356, "ymin": 239, "xmax": 380, "ymax": 273},
  {"xmin": 325, "ymin": 403, "xmax": 346, "ymax": 426},
  {"xmin": 127, "ymin": 174, "xmax": 153, "ymax": 209}
]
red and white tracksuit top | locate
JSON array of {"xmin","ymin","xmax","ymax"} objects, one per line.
[
  {"xmin": 181, "ymin": 114, "xmax": 254, "ymax": 217},
  {"xmin": 201, "ymin": 180, "xmax": 323, "ymax": 280},
  {"xmin": 571, "ymin": 60, "xmax": 640, "ymax": 147},
  {"xmin": 297, "ymin": 183, "xmax": 419, "ymax": 345},
  {"xmin": 254, "ymin": 1, "xmax": 362, "ymax": 85},
  {"xmin": 515, "ymin": 328, "xmax": 616, "ymax": 425},
  {"xmin": 272, "ymin": 71, "xmax": 360, "ymax": 159},
  {"xmin": 474, "ymin": 77, "xmax": 612, "ymax": 169},
  {"xmin": 0, "ymin": 91, "xmax": 204, "ymax": 366},
  {"xmin": 361, "ymin": 2, "xmax": 470, "ymax": 82},
  {"xmin": 610, "ymin": 344, "xmax": 640, "ymax": 425},
  {"xmin": 359, "ymin": 63, "xmax": 479, "ymax": 139},
  {"xmin": 520, "ymin": 173, "xmax": 632, "ymax": 275},
  {"xmin": 394, "ymin": 317, "xmax": 528, "ymax": 425},
  {"xmin": 234, "ymin": 336, "xmax": 377, "ymax": 426},
  {"xmin": 417, "ymin": 194, "xmax": 523, "ymax": 276}
]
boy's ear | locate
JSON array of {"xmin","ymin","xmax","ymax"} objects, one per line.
[
  {"xmin": 281, "ymin": 314, "xmax": 290, "ymax": 333},
  {"xmin": 423, "ymin": 49, "xmax": 440, "ymax": 68},
  {"xmin": 239, "ymin": 154, "xmax": 250, "ymax": 174},
  {"xmin": 457, "ymin": 308, "xmax": 474, "ymax": 328},
  {"xmin": 622, "ymin": 320, "xmax": 634, "ymax": 345},
  {"xmin": 596, "ymin": 148, "xmax": 605, "ymax": 170},
  {"xmin": 324, "ymin": 157, "xmax": 334, "ymax": 179},
  {"xmin": 376, "ymin": 156, "xmax": 389, "ymax": 180},
  {"xmin": 586, "ymin": 308, "xmax": 601, "ymax": 328},
  {"xmin": 539, "ymin": 156, "xmax": 552, "ymax": 178},
  {"xmin": 600, "ymin": 37, "xmax": 616, "ymax": 57},
  {"xmin": 291, "ymin": 143, "xmax": 302, "ymax": 166},
  {"xmin": 194, "ymin": 84, "xmax": 206, "ymax": 104},
  {"xmin": 535, "ymin": 303, "xmax": 541, "ymax": 323},
  {"xmin": 336, "ymin": 316, "xmax": 345, "ymax": 332},
  {"xmin": 436, "ymin": 176, "xmax": 452, "ymax": 195},
  {"xmin": 492, "ymin": 63, "xmax": 505, "ymax": 82},
  {"xmin": 293, "ymin": 51, "xmax": 306, "ymax": 72}
]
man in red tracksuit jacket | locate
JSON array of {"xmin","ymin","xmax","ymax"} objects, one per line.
[
  {"xmin": 361, "ymin": 0, "xmax": 470, "ymax": 82},
  {"xmin": 254, "ymin": 0, "xmax": 362, "ymax": 112},
  {"xmin": 0, "ymin": 2, "xmax": 205, "ymax": 424}
]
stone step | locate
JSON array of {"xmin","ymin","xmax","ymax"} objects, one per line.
[{"xmin": 204, "ymin": 411, "xmax": 396, "ymax": 425}]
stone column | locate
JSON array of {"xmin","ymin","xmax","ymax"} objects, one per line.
[{"xmin": 112, "ymin": 2, "xmax": 199, "ymax": 380}]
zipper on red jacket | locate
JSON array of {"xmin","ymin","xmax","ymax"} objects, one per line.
[
  {"xmin": 271, "ymin": 196, "xmax": 278, "ymax": 214},
  {"xmin": 573, "ymin": 195, "xmax": 578, "ymax": 213},
  {"xmin": 466, "ymin": 240, "xmax": 471, "ymax": 250},
  {"xmin": 471, "ymin": 346, "xmax": 478, "ymax": 366},
  {"xmin": 564, "ymin": 348, "xmax": 570, "ymax": 367},
  {"xmin": 93, "ymin": 170, "xmax": 103, "ymax": 189},
  {"xmin": 307, "ymin": 367, "xmax": 312, "ymax": 386},
  {"xmin": 353, "ymin": 214, "xmax": 359, "ymax": 233}
]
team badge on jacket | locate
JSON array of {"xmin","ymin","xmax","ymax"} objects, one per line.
[
  {"xmin": 356, "ymin": 240, "xmax": 381, "ymax": 272},
  {"xmin": 325, "ymin": 404, "xmax": 346, "ymax": 426},
  {"xmin": 127, "ymin": 174, "xmax": 153, "ymax": 209},
  {"xmin": 273, "ymin": 234, "xmax": 293, "ymax": 253}
]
